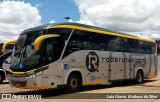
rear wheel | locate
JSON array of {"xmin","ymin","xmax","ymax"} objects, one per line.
[
  {"xmin": 136, "ymin": 70, "xmax": 144, "ymax": 84},
  {"xmin": 67, "ymin": 74, "xmax": 81, "ymax": 93}
]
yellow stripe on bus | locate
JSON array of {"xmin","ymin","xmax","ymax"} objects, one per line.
[
  {"xmin": 148, "ymin": 75, "xmax": 156, "ymax": 79},
  {"xmin": 82, "ymin": 80, "xmax": 105, "ymax": 85},
  {"xmin": 10, "ymin": 85, "xmax": 52, "ymax": 89},
  {"xmin": 49, "ymin": 25, "xmax": 155, "ymax": 43},
  {"xmin": 9, "ymin": 65, "xmax": 48, "ymax": 75}
]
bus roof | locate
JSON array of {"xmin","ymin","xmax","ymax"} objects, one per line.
[{"xmin": 22, "ymin": 22, "xmax": 155, "ymax": 43}]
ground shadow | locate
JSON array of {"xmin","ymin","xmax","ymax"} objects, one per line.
[
  {"xmin": 6, "ymin": 79, "xmax": 158, "ymax": 99},
  {"xmin": 0, "ymin": 81, "xmax": 9, "ymax": 85}
]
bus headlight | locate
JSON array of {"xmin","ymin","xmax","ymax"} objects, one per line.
[
  {"xmin": 28, "ymin": 74, "xmax": 36, "ymax": 79},
  {"xmin": 27, "ymin": 71, "xmax": 42, "ymax": 79},
  {"xmin": 36, "ymin": 71, "xmax": 42, "ymax": 76}
]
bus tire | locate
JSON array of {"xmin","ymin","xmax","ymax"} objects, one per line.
[
  {"xmin": 0, "ymin": 72, "xmax": 4, "ymax": 84},
  {"xmin": 67, "ymin": 73, "xmax": 81, "ymax": 93},
  {"xmin": 136, "ymin": 70, "xmax": 144, "ymax": 84}
]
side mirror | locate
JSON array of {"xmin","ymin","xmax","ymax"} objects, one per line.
[{"xmin": 34, "ymin": 34, "xmax": 59, "ymax": 52}]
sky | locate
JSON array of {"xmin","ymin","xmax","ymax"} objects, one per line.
[{"xmin": 0, "ymin": 0, "xmax": 160, "ymax": 42}]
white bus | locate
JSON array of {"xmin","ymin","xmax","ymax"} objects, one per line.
[
  {"xmin": 9, "ymin": 23, "xmax": 157, "ymax": 92},
  {"xmin": 0, "ymin": 40, "xmax": 16, "ymax": 83}
]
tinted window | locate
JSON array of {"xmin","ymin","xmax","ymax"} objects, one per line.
[
  {"xmin": 146, "ymin": 42, "xmax": 156, "ymax": 54},
  {"xmin": 64, "ymin": 30, "xmax": 92, "ymax": 57},
  {"xmin": 47, "ymin": 28, "xmax": 72, "ymax": 59},
  {"xmin": 128, "ymin": 39, "xmax": 136, "ymax": 53},
  {"xmin": 39, "ymin": 38, "xmax": 58, "ymax": 65},
  {"xmin": 151, "ymin": 43, "xmax": 156, "ymax": 54},
  {"xmin": 136, "ymin": 40, "xmax": 146, "ymax": 53},
  {"xmin": 17, "ymin": 34, "xmax": 27, "ymax": 48},
  {"xmin": 25, "ymin": 31, "xmax": 43, "ymax": 46},
  {"xmin": 122, "ymin": 38, "xmax": 129, "ymax": 52},
  {"xmin": 6, "ymin": 44, "xmax": 14, "ymax": 52},
  {"xmin": 92, "ymin": 34, "xmax": 109, "ymax": 51},
  {"xmin": 108, "ymin": 36, "xmax": 123, "ymax": 52},
  {"xmin": 73, "ymin": 30, "xmax": 92, "ymax": 50}
]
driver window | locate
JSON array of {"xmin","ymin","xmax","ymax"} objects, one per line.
[
  {"xmin": 40, "ymin": 38, "xmax": 57, "ymax": 65},
  {"xmin": 45, "ymin": 42, "xmax": 54, "ymax": 61}
]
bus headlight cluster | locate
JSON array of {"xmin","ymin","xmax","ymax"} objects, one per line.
[
  {"xmin": 27, "ymin": 71, "xmax": 42, "ymax": 79},
  {"xmin": 28, "ymin": 74, "xmax": 36, "ymax": 79}
]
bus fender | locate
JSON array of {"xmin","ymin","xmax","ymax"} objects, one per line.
[
  {"xmin": 64, "ymin": 69, "xmax": 83, "ymax": 85},
  {"xmin": 135, "ymin": 67, "xmax": 144, "ymax": 77}
]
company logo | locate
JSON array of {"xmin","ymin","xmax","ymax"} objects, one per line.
[
  {"xmin": 19, "ymin": 63, "xmax": 24, "ymax": 68},
  {"xmin": 91, "ymin": 75, "xmax": 96, "ymax": 81},
  {"xmin": 86, "ymin": 52, "xmax": 99, "ymax": 72}
]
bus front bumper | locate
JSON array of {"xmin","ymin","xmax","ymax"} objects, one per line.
[{"xmin": 9, "ymin": 74, "xmax": 53, "ymax": 90}]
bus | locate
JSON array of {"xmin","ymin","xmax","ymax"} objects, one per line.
[
  {"xmin": 0, "ymin": 43, "xmax": 3, "ymax": 56},
  {"xmin": 0, "ymin": 40, "xmax": 16, "ymax": 83},
  {"xmin": 9, "ymin": 23, "xmax": 157, "ymax": 92}
]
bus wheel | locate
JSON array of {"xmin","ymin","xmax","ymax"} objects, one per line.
[
  {"xmin": 136, "ymin": 70, "xmax": 144, "ymax": 84},
  {"xmin": 67, "ymin": 74, "xmax": 80, "ymax": 93},
  {"xmin": 0, "ymin": 72, "xmax": 4, "ymax": 84}
]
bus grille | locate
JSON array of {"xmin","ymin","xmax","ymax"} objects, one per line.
[{"xmin": 11, "ymin": 80, "xmax": 27, "ymax": 87}]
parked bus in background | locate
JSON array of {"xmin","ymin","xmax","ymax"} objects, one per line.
[
  {"xmin": 9, "ymin": 23, "xmax": 157, "ymax": 92},
  {"xmin": 0, "ymin": 40, "xmax": 16, "ymax": 83},
  {"xmin": 0, "ymin": 43, "xmax": 3, "ymax": 56}
]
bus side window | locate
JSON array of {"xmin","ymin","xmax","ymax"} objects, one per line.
[
  {"xmin": 137, "ymin": 41, "xmax": 146, "ymax": 53},
  {"xmin": 92, "ymin": 33, "xmax": 109, "ymax": 51},
  {"xmin": 146, "ymin": 42, "xmax": 152, "ymax": 54},
  {"xmin": 72, "ymin": 30, "xmax": 92, "ymax": 50},
  {"xmin": 151, "ymin": 43, "xmax": 156, "ymax": 54},
  {"xmin": 108, "ymin": 37, "xmax": 123, "ymax": 52},
  {"xmin": 128, "ymin": 39, "xmax": 136, "ymax": 53},
  {"xmin": 122, "ymin": 38, "xmax": 129, "ymax": 52},
  {"xmin": 47, "ymin": 28, "xmax": 73, "ymax": 59},
  {"xmin": 64, "ymin": 30, "xmax": 92, "ymax": 57}
]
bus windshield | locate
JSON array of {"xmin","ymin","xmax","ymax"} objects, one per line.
[
  {"xmin": 11, "ymin": 31, "xmax": 43, "ymax": 71},
  {"xmin": 10, "ymin": 28, "xmax": 72, "ymax": 72}
]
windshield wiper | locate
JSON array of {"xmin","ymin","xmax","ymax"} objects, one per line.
[{"xmin": 12, "ymin": 47, "xmax": 25, "ymax": 69}]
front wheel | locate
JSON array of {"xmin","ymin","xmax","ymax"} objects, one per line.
[
  {"xmin": 0, "ymin": 73, "xmax": 4, "ymax": 84},
  {"xmin": 136, "ymin": 71, "xmax": 144, "ymax": 84},
  {"xmin": 67, "ymin": 74, "xmax": 81, "ymax": 93}
]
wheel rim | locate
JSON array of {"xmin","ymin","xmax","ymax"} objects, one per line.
[
  {"xmin": 138, "ymin": 73, "xmax": 142, "ymax": 83},
  {"xmin": 70, "ymin": 79, "xmax": 78, "ymax": 88}
]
